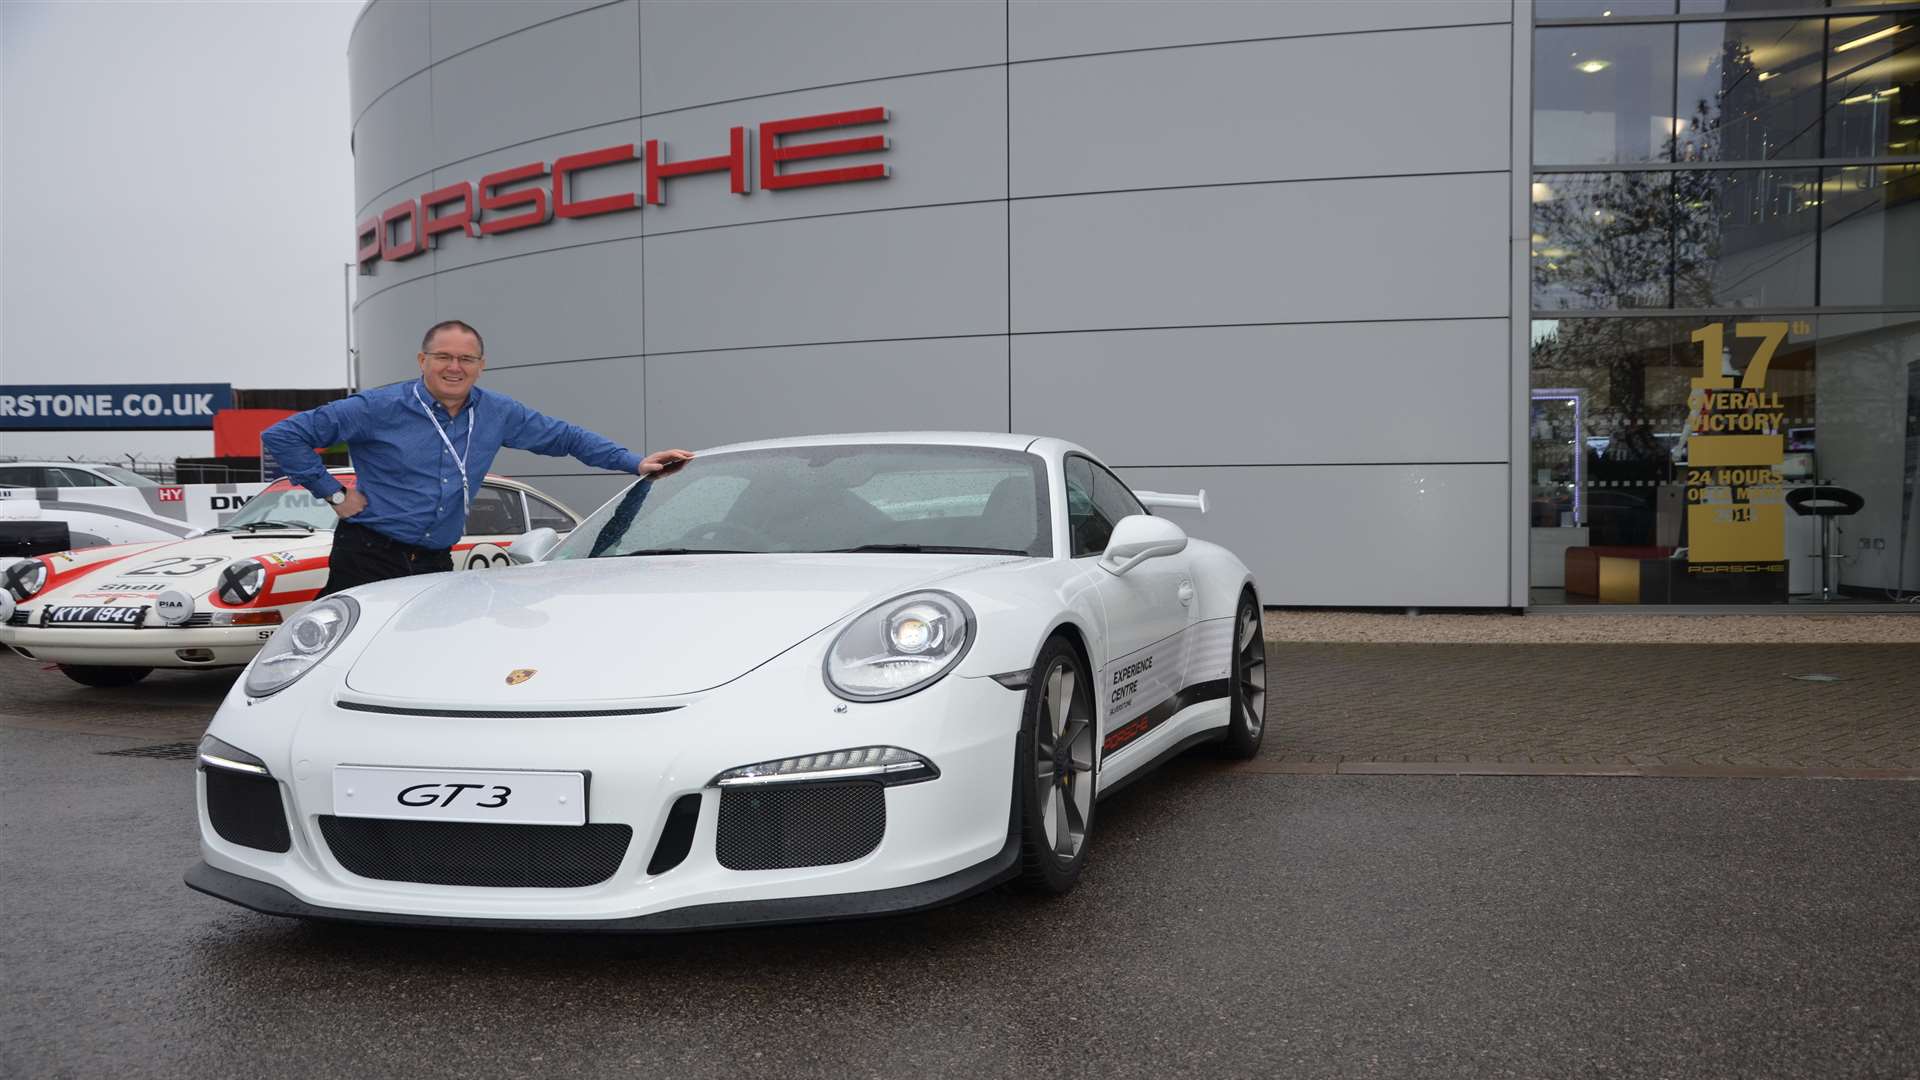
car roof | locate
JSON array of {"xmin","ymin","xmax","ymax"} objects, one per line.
[
  {"xmin": 1, "ymin": 461, "xmax": 111, "ymax": 470},
  {"xmin": 699, "ymin": 431, "xmax": 1047, "ymax": 456}
]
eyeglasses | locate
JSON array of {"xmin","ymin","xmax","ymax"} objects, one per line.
[{"xmin": 425, "ymin": 351, "xmax": 483, "ymax": 365}]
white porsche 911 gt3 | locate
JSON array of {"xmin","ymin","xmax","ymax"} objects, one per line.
[
  {"xmin": 0, "ymin": 471, "xmax": 578, "ymax": 686},
  {"xmin": 186, "ymin": 433, "xmax": 1268, "ymax": 930}
]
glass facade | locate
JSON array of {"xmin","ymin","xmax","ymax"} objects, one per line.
[{"xmin": 1530, "ymin": 2, "xmax": 1920, "ymax": 604}]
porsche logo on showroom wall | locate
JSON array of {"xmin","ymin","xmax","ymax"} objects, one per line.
[
  {"xmin": 505, "ymin": 669, "xmax": 537, "ymax": 686},
  {"xmin": 355, "ymin": 107, "xmax": 891, "ymax": 274}
]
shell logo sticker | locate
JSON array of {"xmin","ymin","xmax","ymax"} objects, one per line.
[{"xmin": 505, "ymin": 669, "xmax": 537, "ymax": 686}]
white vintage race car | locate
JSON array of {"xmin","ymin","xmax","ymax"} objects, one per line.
[
  {"xmin": 0, "ymin": 470, "xmax": 579, "ymax": 687},
  {"xmin": 184, "ymin": 433, "xmax": 1268, "ymax": 930}
]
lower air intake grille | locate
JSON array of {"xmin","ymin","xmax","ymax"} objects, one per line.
[
  {"xmin": 716, "ymin": 782, "xmax": 885, "ymax": 871},
  {"xmin": 6, "ymin": 608, "xmax": 29, "ymax": 627},
  {"xmin": 317, "ymin": 817, "xmax": 633, "ymax": 888},
  {"xmin": 204, "ymin": 768, "xmax": 292, "ymax": 853}
]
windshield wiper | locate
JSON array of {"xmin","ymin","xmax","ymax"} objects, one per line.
[
  {"xmin": 608, "ymin": 547, "xmax": 752, "ymax": 557},
  {"xmin": 819, "ymin": 544, "xmax": 1028, "ymax": 555},
  {"xmin": 229, "ymin": 520, "xmax": 317, "ymax": 532}
]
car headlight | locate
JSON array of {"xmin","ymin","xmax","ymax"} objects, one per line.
[
  {"xmin": 824, "ymin": 590, "xmax": 974, "ymax": 701},
  {"xmin": 216, "ymin": 560, "xmax": 266, "ymax": 605},
  {"xmin": 244, "ymin": 595, "xmax": 359, "ymax": 698},
  {"xmin": 4, "ymin": 558, "xmax": 48, "ymax": 601}
]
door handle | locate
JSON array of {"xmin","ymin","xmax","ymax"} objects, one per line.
[{"xmin": 1177, "ymin": 582, "xmax": 1194, "ymax": 606}]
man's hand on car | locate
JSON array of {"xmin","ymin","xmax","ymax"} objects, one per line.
[{"xmin": 639, "ymin": 449, "xmax": 695, "ymax": 478}]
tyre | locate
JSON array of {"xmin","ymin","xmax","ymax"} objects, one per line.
[
  {"xmin": 1214, "ymin": 590, "xmax": 1268, "ymax": 760},
  {"xmin": 1015, "ymin": 635, "xmax": 1097, "ymax": 895},
  {"xmin": 57, "ymin": 664, "xmax": 152, "ymax": 688}
]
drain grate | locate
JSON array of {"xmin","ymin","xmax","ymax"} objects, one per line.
[{"xmin": 99, "ymin": 741, "xmax": 200, "ymax": 760}]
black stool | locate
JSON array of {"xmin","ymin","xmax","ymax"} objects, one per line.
[{"xmin": 1786, "ymin": 486, "xmax": 1865, "ymax": 601}]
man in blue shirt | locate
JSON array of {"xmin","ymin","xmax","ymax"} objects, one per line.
[{"xmin": 262, "ymin": 319, "xmax": 691, "ymax": 596}]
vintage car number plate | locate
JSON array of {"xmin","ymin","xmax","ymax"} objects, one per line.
[
  {"xmin": 332, "ymin": 765, "xmax": 587, "ymax": 826},
  {"xmin": 42, "ymin": 604, "xmax": 147, "ymax": 627}
]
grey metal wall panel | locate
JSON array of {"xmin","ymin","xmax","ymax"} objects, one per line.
[
  {"xmin": 353, "ymin": 277, "xmax": 438, "ymax": 390},
  {"xmin": 640, "ymin": 0, "xmax": 1004, "ymax": 115},
  {"xmin": 423, "ymin": 119, "xmax": 645, "ymax": 275},
  {"xmin": 638, "ymin": 67, "xmax": 1006, "ymax": 236},
  {"xmin": 1013, "ymin": 320, "xmax": 1511, "ymax": 466},
  {"xmin": 428, "ymin": 0, "xmax": 616, "ymax": 62},
  {"xmin": 1011, "ymin": 24, "xmax": 1510, "ymax": 197},
  {"xmin": 480, "ymin": 356, "xmax": 646, "ymax": 482},
  {"xmin": 1010, "ymin": 172, "xmax": 1509, "ymax": 333},
  {"xmin": 1112, "ymin": 464, "xmax": 1510, "ymax": 606},
  {"xmin": 430, "ymin": 0, "xmax": 640, "ymax": 167},
  {"xmin": 349, "ymin": 0, "xmax": 430, "ymax": 121},
  {"xmin": 353, "ymin": 73, "xmax": 435, "ymax": 212},
  {"xmin": 1009, "ymin": 0, "xmax": 1510, "ymax": 61},
  {"xmin": 642, "ymin": 201, "xmax": 1008, "ymax": 354},
  {"xmin": 644, "ymin": 337, "xmax": 1010, "ymax": 450},
  {"xmin": 436, "ymin": 239, "xmax": 646, "ymax": 369}
]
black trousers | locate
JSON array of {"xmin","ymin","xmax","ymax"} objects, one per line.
[{"xmin": 318, "ymin": 520, "xmax": 454, "ymax": 597}]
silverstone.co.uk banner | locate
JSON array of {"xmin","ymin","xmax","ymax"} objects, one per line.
[{"xmin": 0, "ymin": 384, "xmax": 234, "ymax": 430}]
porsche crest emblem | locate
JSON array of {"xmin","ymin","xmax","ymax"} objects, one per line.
[{"xmin": 505, "ymin": 668, "xmax": 537, "ymax": 686}]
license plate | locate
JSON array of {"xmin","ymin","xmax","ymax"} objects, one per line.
[
  {"xmin": 43, "ymin": 604, "xmax": 147, "ymax": 627},
  {"xmin": 332, "ymin": 765, "xmax": 587, "ymax": 826}
]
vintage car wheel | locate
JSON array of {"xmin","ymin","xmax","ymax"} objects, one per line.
[
  {"xmin": 1015, "ymin": 635, "xmax": 1097, "ymax": 895},
  {"xmin": 1215, "ymin": 591, "xmax": 1267, "ymax": 760},
  {"xmin": 57, "ymin": 664, "xmax": 152, "ymax": 688}
]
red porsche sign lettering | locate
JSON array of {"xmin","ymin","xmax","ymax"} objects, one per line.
[{"xmin": 358, "ymin": 107, "xmax": 891, "ymax": 273}]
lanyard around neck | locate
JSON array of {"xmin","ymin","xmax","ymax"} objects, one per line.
[{"xmin": 413, "ymin": 383, "xmax": 476, "ymax": 518}]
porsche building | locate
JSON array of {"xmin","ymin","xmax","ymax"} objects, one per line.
[{"xmin": 347, "ymin": 0, "xmax": 1919, "ymax": 609}]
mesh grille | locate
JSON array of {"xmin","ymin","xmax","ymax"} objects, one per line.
[
  {"xmin": 318, "ymin": 817, "xmax": 632, "ymax": 888},
  {"xmin": 205, "ymin": 768, "xmax": 292, "ymax": 853},
  {"xmin": 716, "ymin": 782, "xmax": 885, "ymax": 871}
]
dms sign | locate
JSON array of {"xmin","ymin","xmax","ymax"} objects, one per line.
[
  {"xmin": 358, "ymin": 106, "xmax": 890, "ymax": 274},
  {"xmin": 0, "ymin": 384, "xmax": 234, "ymax": 431}
]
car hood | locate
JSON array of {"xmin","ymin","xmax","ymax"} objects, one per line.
[
  {"xmin": 342, "ymin": 553, "xmax": 1022, "ymax": 704},
  {"xmin": 31, "ymin": 531, "xmax": 330, "ymax": 604}
]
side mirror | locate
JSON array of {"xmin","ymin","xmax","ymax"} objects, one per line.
[
  {"xmin": 1099, "ymin": 514, "xmax": 1187, "ymax": 576},
  {"xmin": 507, "ymin": 527, "xmax": 560, "ymax": 565}
]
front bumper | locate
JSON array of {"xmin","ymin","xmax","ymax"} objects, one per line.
[
  {"xmin": 1, "ymin": 623, "xmax": 268, "ymax": 667},
  {"xmin": 190, "ymin": 655, "xmax": 1027, "ymax": 928}
]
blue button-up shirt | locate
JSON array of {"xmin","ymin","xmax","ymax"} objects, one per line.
[{"xmin": 261, "ymin": 378, "xmax": 639, "ymax": 549}]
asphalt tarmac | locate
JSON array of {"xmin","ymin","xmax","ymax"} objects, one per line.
[{"xmin": 4, "ymin": 719, "xmax": 1916, "ymax": 1079}]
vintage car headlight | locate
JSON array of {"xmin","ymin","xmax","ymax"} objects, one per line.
[
  {"xmin": 4, "ymin": 558, "xmax": 48, "ymax": 601},
  {"xmin": 216, "ymin": 560, "xmax": 266, "ymax": 605},
  {"xmin": 824, "ymin": 591, "xmax": 974, "ymax": 701},
  {"xmin": 244, "ymin": 595, "xmax": 359, "ymax": 698}
]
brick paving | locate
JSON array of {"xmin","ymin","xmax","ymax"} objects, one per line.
[
  {"xmin": 5, "ymin": 643, "xmax": 1916, "ymax": 777},
  {"xmin": 1259, "ymin": 643, "xmax": 1919, "ymax": 772}
]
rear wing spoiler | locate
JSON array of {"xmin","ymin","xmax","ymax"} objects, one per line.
[{"xmin": 1135, "ymin": 489, "xmax": 1207, "ymax": 514}]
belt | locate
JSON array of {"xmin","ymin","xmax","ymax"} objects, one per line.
[{"xmin": 338, "ymin": 519, "xmax": 448, "ymax": 558}]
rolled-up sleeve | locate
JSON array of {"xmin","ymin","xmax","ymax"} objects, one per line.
[
  {"xmin": 262, "ymin": 396, "xmax": 369, "ymax": 498},
  {"xmin": 500, "ymin": 400, "xmax": 641, "ymax": 473}
]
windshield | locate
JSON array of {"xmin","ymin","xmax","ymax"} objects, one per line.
[
  {"xmin": 94, "ymin": 465, "xmax": 159, "ymax": 487},
  {"xmin": 216, "ymin": 477, "xmax": 353, "ymax": 531},
  {"xmin": 550, "ymin": 445, "xmax": 1052, "ymax": 559}
]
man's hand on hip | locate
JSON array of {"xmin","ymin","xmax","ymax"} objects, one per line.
[
  {"xmin": 639, "ymin": 449, "xmax": 695, "ymax": 478},
  {"xmin": 332, "ymin": 489, "xmax": 370, "ymax": 519}
]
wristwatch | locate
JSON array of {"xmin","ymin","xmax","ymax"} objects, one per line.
[{"xmin": 325, "ymin": 490, "xmax": 347, "ymax": 506}]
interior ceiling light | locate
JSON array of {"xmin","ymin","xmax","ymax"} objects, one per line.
[
  {"xmin": 1757, "ymin": 71, "xmax": 1777, "ymax": 82},
  {"xmin": 1834, "ymin": 24, "xmax": 1906, "ymax": 54},
  {"xmin": 1577, "ymin": 59, "xmax": 1612, "ymax": 74}
]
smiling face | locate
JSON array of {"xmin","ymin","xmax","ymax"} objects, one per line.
[{"xmin": 416, "ymin": 326, "xmax": 486, "ymax": 407}]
